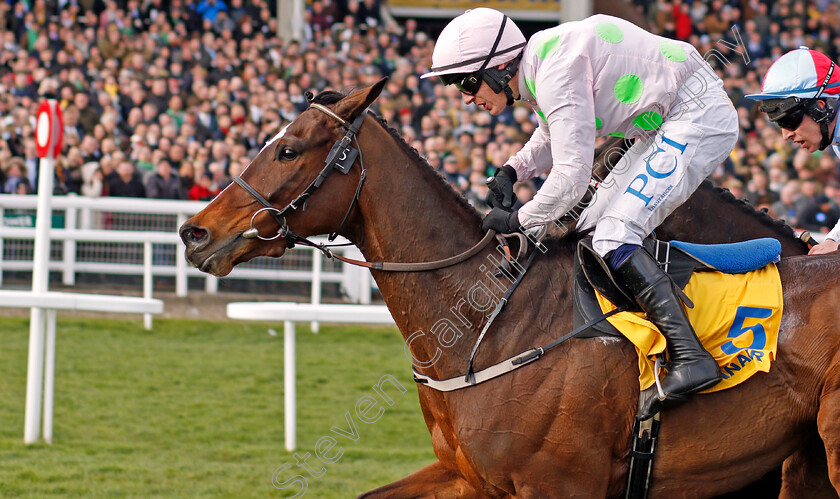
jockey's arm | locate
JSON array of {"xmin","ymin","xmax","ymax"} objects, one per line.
[
  {"xmin": 810, "ymin": 219, "xmax": 840, "ymax": 254},
  {"xmin": 507, "ymin": 56, "xmax": 596, "ymax": 230},
  {"xmin": 507, "ymin": 117, "xmax": 552, "ymax": 180}
]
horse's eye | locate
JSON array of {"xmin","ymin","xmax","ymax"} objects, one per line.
[{"xmin": 277, "ymin": 146, "xmax": 298, "ymax": 161}]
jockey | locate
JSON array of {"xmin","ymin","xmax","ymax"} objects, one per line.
[
  {"xmin": 748, "ymin": 47, "xmax": 840, "ymax": 256},
  {"xmin": 423, "ymin": 8, "xmax": 740, "ymax": 409}
]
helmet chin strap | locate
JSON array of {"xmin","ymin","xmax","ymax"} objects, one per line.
[
  {"xmin": 483, "ymin": 52, "xmax": 523, "ymax": 106},
  {"xmin": 808, "ymin": 61, "xmax": 836, "ymax": 150},
  {"xmin": 807, "ymin": 99, "xmax": 838, "ymax": 150},
  {"xmin": 819, "ymin": 117, "xmax": 834, "ymax": 151}
]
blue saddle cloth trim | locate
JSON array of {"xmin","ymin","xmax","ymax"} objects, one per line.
[{"xmin": 670, "ymin": 238, "xmax": 781, "ymax": 274}]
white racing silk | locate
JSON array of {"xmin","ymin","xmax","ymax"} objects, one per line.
[{"xmin": 508, "ymin": 15, "xmax": 736, "ymax": 252}]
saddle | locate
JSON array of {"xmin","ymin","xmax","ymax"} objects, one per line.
[{"xmin": 573, "ymin": 236, "xmax": 782, "ymax": 338}]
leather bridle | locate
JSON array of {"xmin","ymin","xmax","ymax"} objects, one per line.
[
  {"xmin": 231, "ymin": 102, "xmax": 497, "ymax": 272},
  {"xmin": 234, "ymin": 103, "xmax": 368, "ymax": 244}
]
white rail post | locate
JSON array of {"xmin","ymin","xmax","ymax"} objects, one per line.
[
  {"xmin": 284, "ymin": 320, "xmax": 296, "ymax": 451},
  {"xmin": 42, "ymin": 310, "xmax": 57, "ymax": 444},
  {"xmin": 62, "ymin": 196, "xmax": 77, "ymax": 286},
  {"xmin": 361, "ymin": 269, "xmax": 372, "ymax": 305},
  {"xmin": 175, "ymin": 213, "xmax": 188, "ymax": 297},
  {"xmin": 24, "ymin": 307, "xmax": 46, "ymax": 444},
  {"xmin": 311, "ymin": 249, "xmax": 321, "ymax": 333},
  {"xmin": 79, "ymin": 205, "xmax": 91, "ymax": 229},
  {"xmin": 341, "ymin": 246, "xmax": 365, "ymax": 304},
  {"xmin": 205, "ymin": 275, "xmax": 218, "ymax": 294},
  {"xmin": 143, "ymin": 241, "xmax": 153, "ymax": 330},
  {"xmin": 26, "ymin": 99, "xmax": 61, "ymax": 444}
]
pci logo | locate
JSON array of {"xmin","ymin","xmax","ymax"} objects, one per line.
[{"xmin": 624, "ymin": 134, "xmax": 687, "ymax": 208}]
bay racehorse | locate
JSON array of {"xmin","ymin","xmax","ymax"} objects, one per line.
[{"xmin": 180, "ymin": 80, "xmax": 840, "ymax": 498}]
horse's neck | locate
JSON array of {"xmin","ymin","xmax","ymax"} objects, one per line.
[
  {"xmin": 343, "ymin": 124, "xmax": 501, "ymax": 377},
  {"xmin": 348, "ymin": 126, "xmax": 485, "ymax": 265}
]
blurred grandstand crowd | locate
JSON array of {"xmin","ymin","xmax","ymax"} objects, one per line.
[{"xmin": 1, "ymin": 0, "xmax": 839, "ymax": 235}]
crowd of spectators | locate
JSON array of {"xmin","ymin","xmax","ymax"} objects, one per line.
[{"xmin": 0, "ymin": 0, "xmax": 839, "ymax": 235}]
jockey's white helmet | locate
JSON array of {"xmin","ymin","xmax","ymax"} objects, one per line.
[{"xmin": 421, "ymin": 8, "xmax": 526, "ymax": 80}]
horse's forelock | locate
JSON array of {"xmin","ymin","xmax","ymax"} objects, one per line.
[
  {"xmin": 259, "ymin": 123, "xmax": 290, "ymax": 155},
  {"xmin": 260, "ymin": 92, "xmax": 345, "ymax": 152},
  {"xmin": 310, "ymin": 90, "xmax": 347, "ymax": 106}
]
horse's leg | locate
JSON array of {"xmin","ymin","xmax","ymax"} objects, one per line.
[
  {"xmin": 357, "ymin": 460, "xmax": 485, "ymax": 499},
  {"xmin": 780, "ymin": 433, "xmax": 836, "ymax": 498},
  {"xmin": 817, "ymin": 374, "xmax": 840, "ymax": 494}
]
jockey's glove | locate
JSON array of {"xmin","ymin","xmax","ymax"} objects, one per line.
[
  {"xmin": 488, "ymin": 165, "xmax": 517, "ymax": 209},
  {"xmin": 482, "ymin": 208, "xmax": 521, "ymax": 234},
  {"xmin": 485, "ymin": 190, "xmax": 525, "ymax": 211}
]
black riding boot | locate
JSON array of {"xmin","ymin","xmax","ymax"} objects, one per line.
[{"xmin": 613, "ymin": 247, "xmax": 722, "ymax": 408}]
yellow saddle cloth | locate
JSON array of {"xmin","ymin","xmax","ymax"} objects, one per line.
[{"xmin": 595, "ymin": 263, "xmax": 783, "ymax": 393}]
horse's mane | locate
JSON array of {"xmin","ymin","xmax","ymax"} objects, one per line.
[
  {"xmin": 310, "ymin": 90, "xmax": 482, "ymax": 224},
  {"xmin": 701, "ymin": 179, "xmax": 799, "ymax": 241},
  {"xmin": 371, "ymin": 115, "xmax": 484, "ymax": 223}
]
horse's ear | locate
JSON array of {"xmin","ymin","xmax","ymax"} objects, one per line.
[{"xmin": 335, "ymin": 77, "xmax": 388, "ymax": 121}]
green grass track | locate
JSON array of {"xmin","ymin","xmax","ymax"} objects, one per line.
[{"xmin": 0, "ymin": 317, "xmax": 435, "ymax": 498}]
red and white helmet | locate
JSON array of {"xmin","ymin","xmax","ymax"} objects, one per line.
[
  {"xmin": 421, "ymin": 8, "xmax": 526, "ymax": 80},
  {"xmin": 749, "ymin": 47, "xmax": 840, "ymax": 150},
  {"xmin": 747, "ymin": 47, "xmax": 840, "ymax": 100}
]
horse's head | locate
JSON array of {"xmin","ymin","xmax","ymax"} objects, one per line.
[{"xmin": 180, "ymin": 78, "xmax": 387, "ymax": 276}]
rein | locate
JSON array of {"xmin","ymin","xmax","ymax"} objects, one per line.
[{"xmin": 233, "ymin": 102, "xmax": 498, "ymax": 272}]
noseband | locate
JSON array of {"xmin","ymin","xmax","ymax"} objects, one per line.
[{"xmin": 233, "ymin": 103, "xmax": 369, "ymax": 245}]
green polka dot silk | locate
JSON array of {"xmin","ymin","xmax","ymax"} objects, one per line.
[
  {"xmin": 660, "ymin": 41, "xmax": 687, "ymax": 62},
  {"xmin": 516, "ymin": 16, "xmax": 699, "ymax": 141},
  {"xmin": 525, "ymin": 77, "xmax": 537, "ymax": 100},
  {"xmin": 524, "ymin": 78, "xmax": 548, "ymax": 122},
  {"xmin": 536, "ymin": 35, "xmax": 563, "ymax": 60},
  {"xmin": 614, "ymin": 74, "xmax": 644, "ymax": 104},
  {"xmin": 633, "ymin": 112, "xmax": 663, "ymax": 130},
  {"xmin": 595, "ymin": 23, "xmax": 623, "ymax": 43}
]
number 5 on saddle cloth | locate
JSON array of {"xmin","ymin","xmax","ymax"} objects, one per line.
[{"xmin": 574, "ymin": 236, "xmax": 784, "ymax": 394}]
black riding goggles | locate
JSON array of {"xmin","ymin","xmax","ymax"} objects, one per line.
[
  {"xmin": 761, "ymin": 97, "xmax": 810, "ymax": 131},
  {"xmin": 439, "ymin": 72, "xmax": 484, "ymax": 95}
]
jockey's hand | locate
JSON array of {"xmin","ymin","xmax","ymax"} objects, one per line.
[
  {"xmin": 485, "ymin": 191, "xmax": 525, "ymax": 211},
  {"xmin": 487, "ymin": 165, "xmax": 517, "ymax": 209},
  {"xmin": 809, "ymin": 239, "xmax": 840, "ymax": 255},
  {"xmin": 482, "ymin": 208, "xmax": 521, "ymax": 234}
]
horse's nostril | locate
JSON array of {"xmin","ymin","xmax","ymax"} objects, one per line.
[
  {"xmin": 190, "ymin": 227, "xmax": 207, "ymax": 242},
  {"xmin": 180, "ymin": 224, "xmax": 209, "ymax": 247}
]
